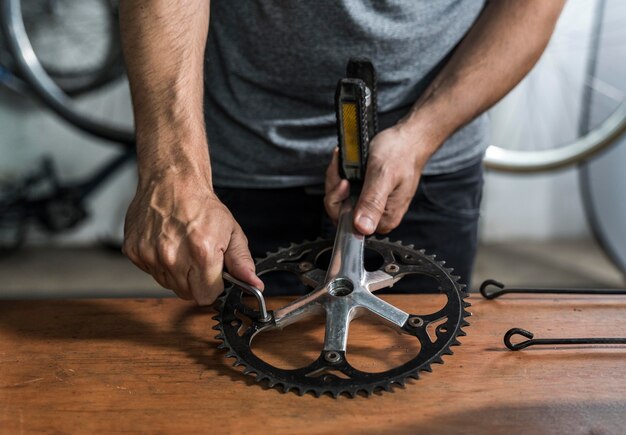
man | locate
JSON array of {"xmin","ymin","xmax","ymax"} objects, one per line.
[{"xmin": 120, "ymin": 1, "xmax": 564, "ymax": 305}]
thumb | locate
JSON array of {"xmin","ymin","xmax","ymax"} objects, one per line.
[
  {"xmin": 224, "ymin": 226, "xmax": 264, "ymax": 290},
  {"xmin": 354, "ymin": 171, "xmax": 394, "ymax": 235}
]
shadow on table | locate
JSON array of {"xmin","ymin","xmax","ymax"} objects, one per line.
[
  {"xmin": 0, "ymin": 297, "xmax": 445, "ymax": 394},
  {"xmin": 0, "ymin": 298, "xmax": 426, "ymax": 387},
  {"xmin": 0, "ymin": 300, "xmax": 257, "ymax": 387}
]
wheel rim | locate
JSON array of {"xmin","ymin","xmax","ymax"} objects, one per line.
[
  {"xmin": 21, "ymin": 0, "xmax": 124, "ymax": 95},
  {"xmin": 485, "ymin": 100, "xmax": 626, "ymax": 172},
  {"xmin": 1, "ymin": 0, "xmax": 135, "ymax": 146}
]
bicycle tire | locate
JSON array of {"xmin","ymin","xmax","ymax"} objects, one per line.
[
  {"xmin": 580, "ymin": 141, "xmax": 626, "ymax": 277},
  {"xmin": 484, "ymin": 101, "xmax": 626, "ymax": 172},
  {"xmin": 20, "ymin": 0, "xmax": 125, "ymax": 96},
  {"xmin": 0, "ymin": 0, "xmax": 135, "ymax": 146}
]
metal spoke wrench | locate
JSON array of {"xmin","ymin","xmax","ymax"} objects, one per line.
[{"xmin": 214, "ymin": 59, "xmax": 470, "ymax": 397}]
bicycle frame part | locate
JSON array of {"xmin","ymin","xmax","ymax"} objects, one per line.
[
  {"xmin": 0, "ymin": 148, "xmax": 135, "ymax": 253},
  {"xmin": 0, "ymin": 0, "xmax": 135, "ymax": 146}
]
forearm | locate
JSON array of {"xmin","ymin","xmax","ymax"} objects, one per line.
[
  {"xmin": 397, "ymin": 0, "xmax": 565, "ymax": 164},
  {"xmin": 119, "ymin": 0, "xmax": 211, "ymax": 183}
]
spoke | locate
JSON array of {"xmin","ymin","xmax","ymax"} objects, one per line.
[{"xmin": 586, "ymin": 76, "xmax": 625, "ymax": 103}]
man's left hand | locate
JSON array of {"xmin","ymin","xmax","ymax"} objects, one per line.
[{"xmin": 324, "ymin": 125, "xmax": 430, "ymax": 235}]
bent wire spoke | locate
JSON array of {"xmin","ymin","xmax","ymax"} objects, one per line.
[
  {"xmin": 504, "ymin": 328, "xmax": 626, "ymax": 351},
  {"xmin": 480, "ymin": 279, "xmax": 626, "ymax": 300}
]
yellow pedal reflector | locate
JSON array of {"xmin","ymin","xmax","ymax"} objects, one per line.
[{"xmin": 341, "ymin": 102, "xmax": 360, "ymax": 166}]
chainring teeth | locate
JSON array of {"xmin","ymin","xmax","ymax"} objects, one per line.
[
  {"xmin": 215, "ymin": 236, "xmax": 470, "ymax": 398},
  {"xmin": 214, "ymin": 318, "xmax": 469, "ymax": 398}
]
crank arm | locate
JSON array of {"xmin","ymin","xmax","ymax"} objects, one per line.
[{"xmin": 273, "ymin": 198, "xmax": 408, "ymax": 347}]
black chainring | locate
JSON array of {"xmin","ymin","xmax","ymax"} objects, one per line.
[{"xmin": 214, "ymin": 237, "xmax": 470, "ymax": 398}]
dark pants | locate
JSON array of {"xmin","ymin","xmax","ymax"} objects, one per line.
[{"xmin": 215, "ymin": 159, "xmax": 483, "ymax": 294}]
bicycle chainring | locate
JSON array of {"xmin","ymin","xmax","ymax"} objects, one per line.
[{"xmin": 213, "ymin": 237, "xmax": 470, "ymax": 398}]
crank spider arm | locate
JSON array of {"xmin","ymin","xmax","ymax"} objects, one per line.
[
  {"xmin": 504, "ymin": 328, "xmax": 626, "ymax": 351},
  {"xmin": 480, "ymin": 279, "xmax": 626, "ymax": 300},
  {"xmin": 272, "ymin": 197, "xmax": 408, "ymax": 352}
]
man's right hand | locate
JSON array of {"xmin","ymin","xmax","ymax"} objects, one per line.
[{"xmin": 122, "ymin": 172, "xmax": 263, "ymax": 306}]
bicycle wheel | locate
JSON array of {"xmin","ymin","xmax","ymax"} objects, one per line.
[
  {"xmin": 578, "ymin": 0, "xmax": 626, "ymax": 277},
  {"xmin": 20, "ymin": 0, "xmax": 125, "ymax": 96},
  {"xmin": 1, "ymin": 0, "xmax": 134, "ymax": 146},
  {"xmin": 485, "ymin": 0, "xmax": 626, "ymax": 172},
  {"xmin": 580, "ymin": 137, "xmax": 626, "ymax": 277}
]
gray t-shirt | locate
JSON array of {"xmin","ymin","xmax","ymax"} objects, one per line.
[{"xmin": 205, "ymin": 0, "xmax": 488, "ymax": 188}]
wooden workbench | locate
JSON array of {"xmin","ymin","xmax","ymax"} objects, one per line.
[{"xmin": 1, "ymin": 294, "xmax": 625, "ymax": 434}]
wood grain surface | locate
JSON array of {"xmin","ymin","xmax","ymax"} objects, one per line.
[{"xmin": 1, "ymin": 294, "xmax": 625, "ymax": 434}]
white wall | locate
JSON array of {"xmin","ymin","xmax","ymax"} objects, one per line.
[{"xmin": 480, "ymin": 168, "xmax": 589, "ymax": 241}]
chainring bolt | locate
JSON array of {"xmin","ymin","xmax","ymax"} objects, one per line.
[
  {"xmin": 298, "ymin": 261, "xmax": 314, "ymax": 272},
  {"xmin": 324, "ymin": 351, "xmax": 341, "ymax": 363},
  {"xmin": 408, "ymin": 316, "xmax": 424, "ymax": 328},
  {"xmin": 384, "ymin": 263, "xmax": 400, "ymax": 273}
]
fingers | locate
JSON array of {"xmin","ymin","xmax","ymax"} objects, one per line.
[
  {"xmin": 355, "ymin": 178, "xmax": 415, "ymax": 234},
  {"xmin": 182, "ymin": 225, "xmax": 261, "ymax": 307},
  {"xmin": 324, "ymin": 148, "xmax": 350, "ymax": 222},
  {"xmin": 156, "ymin": 240, "xmax": 193, "ymax": 297},
  {"xmin": 186, "ymin": 267, "xmax": 212, "ymax": 306},
  {"xmin": 324, "ymin": 179, "xmax": 350, "ymax": 223},
  {"xmin": 121, "ymin": 242, "xmax": 150, "ymax": 274},
  {"xmin": 124, "ymin": 242, "xmax": 192, "ymax": 300},
  {"xmin": 189, "ymin": 257, "xmax": 223, "ymax": 307},
  {"xmin": 224, "ymin": 226, "xmax": 264, "ymax": 290},
  {"xmin": 184, "ymin": 233, "xmax": 223, "ymax": 306},
  {"xmin": 123, "ymin": 211, "xmax": 255, "ymax": 306},
  {"xmin": 125, "ymin": 236, "xmax": 194, "ymax": 299},
  {"xmin": 376, "ymin": 182, "xmax": 415, "ymax": 234},
  {"xmin": 324, "ymin": 148, "xmax": 342, "ymax": 193},
  {"xmin": 161, "ymin": 270, "xmax": 193, "ymax": 301},
  {"xmin": 353, "ymin": 161, "xmax": 395, "ymax": 235}
]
